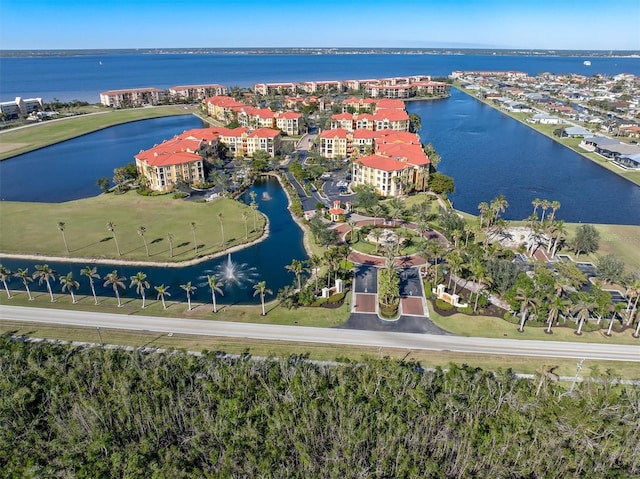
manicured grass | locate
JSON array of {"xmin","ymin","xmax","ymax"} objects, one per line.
[
  {"xmin": 0, "ymin": 105, "xmax": 199, "ymax": 160},
  {"xmin": 0, "ymin": 191, "xmax": 266, "ymax": 262},
  {"xmin": 428, "ymin": 307, "xmax": 640, "ymax": 346}
]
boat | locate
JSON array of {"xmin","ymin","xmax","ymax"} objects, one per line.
[{"xmin": 583, "ymin": 60, "xmax": 591, "ymax": 66}]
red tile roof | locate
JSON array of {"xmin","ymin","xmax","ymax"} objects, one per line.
[
  {"xmin": 375, "ymin": 99, "xmax": 406, "ymax": 109},
  {"xmin": 356, "ymin": 154, "xmax": 407, "ymax": 172},
  {"xmin": 248, "ymin": 128, "xmax": 280, "ymax": 138},
  {"xmin": 320, "ymin": 128, "xmax": 349, "ymax": 139}
]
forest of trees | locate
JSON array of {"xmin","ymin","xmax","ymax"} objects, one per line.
[{"xmin": 1, "ymin": 336, "xmax": 639, "ymax": 478}]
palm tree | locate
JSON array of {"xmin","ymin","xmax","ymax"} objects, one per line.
[
  {"xmin": 387, "ymin": 197, "xmax": 405, "ymax": 227},
  {"xmin": 14, "ymin": 268, "xmax": 33, "ymax": 300},
  {"xmin": 515, "ymin": 286, "xmax": 539, "ymax": 333},
  {"xmin": 370, "ymin": 228, "xmax": 383, "ymax": 254},
  {"xmin": 34, "ymin": 264, "xmax": 57, "ymax": 302},
  {"xmin": 59, "ymin": 272, "xmax": 80, "ymax": 304},
  {"xmin": 218, "ymin": 212, "xmax": 225, "ymax": 246},
  {"xmin": 154, "ymin": 284, "xmax": 171, "ymax": 310},
  {"xmin": 445, "ymin": 250, "xmax": 464, "ymax": 294},
  {"xmin": 0, "ymin": 264, "xmax": 13, "ymax": 299},
  {"xmin": 546, "ymin": 296, "xmax": 566, "ymax": 334},
  {"xmin": 531, "ymin": 198, "xmax": 542, "ymax": 219},
  {"xmin": 129, "ymin": 272, "xmax": 150, "ymax": 308},
  {"xmin": 549, "ymin": 200, "xmax": 561, "ymax": 221},
  {"xmin": 207, "ymin": 274, "xmax": 224, "ymax": 313},
  {"xmin": 57, "ymin": 221, "xmax": 69, "ymax": 253},
  {"xmin": 308, "ymin": 254, "xmax": 324, "ymax": 293},
  {"xmin": 137, "ymin": 226, "xmax": 149, "ymax": 256},
  {"xmin": 606, "ymin": 302, "xmax": 625, "ymax": 336},
  {"xmin": 572, "ymin": 294, "xmax": 595, "ymax": 335},
  {"xmin": 624, "ymin": 280, "xmax": 640, "ymax": 326},
  {"xmin": 370, "ymin": 204, "xmax": 385, "ymax": 226},
  {"xmin": 80, "ymin": 266, "xmax": 101, "ymax": 305},
  {"xmin": 285, "ymin": 259, "xmax": 305, "ymax": 291},
  {"xmin": 253, "ymin": 280, "xmax": 272, "ymax": 316},
  {"xmin": 250, "ymin": 201, "xmax": 259, "ymax": 232},
  {"xmin": 191, "ymin": 222, "xmax": 198, "ymax": 253},
  {"xmin": 107, "ymin": 222, "xmax": 121, "ymax": 256},
  {"xmin": 180, "ymin": 281, "xmax": 197, "ymax": 311},
  {"xmin": 540, "ymin": 199, "xmax": 551, "ymax": 222},
  {"xmin": 103, "ymin": 270, "xmax": 126, "ymax": 307},
  {"xmin": 477, "ymin": 201, "xmax": 490, "ymax": 229},
  {"xmin": 167, "ymin": 233, "xmax": 175, "ymax": 258},
  {"xmin": 242, "ymin": 211, "xmax": 249, "ymax": 240}
]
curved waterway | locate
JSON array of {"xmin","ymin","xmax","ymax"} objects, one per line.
[
  {"xmin": 407, "ymin": 88, "xmax": 640, "ymax": 225},
  {"xmin": 0, "ymin": 115, "xmax": 206, "ymax": 203},
  {"xmin": 0, "ymin": 176, "xmax": 308, "ymax": 305}
]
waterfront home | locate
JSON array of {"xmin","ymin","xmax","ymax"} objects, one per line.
[
  {"xmin": 528, "ymin": 113, "xmax": 563, "ymax": 125},
  {"xmin": 169, "ymin": 84, "xmax": 228, "ymax": 101},
  {"xmin": 100, "ymin": 88, "xmax": 165, "ymax": 107},
  {"xmin": 0, "ymin": 96, "xmax": 43, "ymax": 119},
  {"xmin": 135, "ymin": 138, "xmax": 205, "ymax": 192},
  {"xmin": 617, "ymin": 153, "xmax": 640, "ymax": 169}
]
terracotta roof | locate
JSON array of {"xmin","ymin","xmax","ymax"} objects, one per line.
[
  {"xmin": 353, "ymin": 129, "xmax": 378, "ymax": 139},
  {"xmin": 373, "ymin": 109, "xmax": 409, "ymax": 121},
  {"xmin": 205, "ymin": 96, "xmax": 245, "ymax": 108},
  {"xmin": 320, "ymin": 128, "xmax": 349, "ymax": 139},
  {"xmin": 376, "ymin": 143, "xmax": 429, "ymax": 167},
  {"xmin": 375, "ymin": 130, "xmax": 420, "ymax": 144},
  {"xmin": 248, "ymin": 128, "xmax": 280, "ymax": 138},
  {"xmin": 277, "ymin": 111, "xmax": 302, "ymax": 119},
  {"xmin": 356, "ymin": 154, "xmax": 407, "ymax": 172},
  {"xmin": 177, "ymin": 128, "xmax": 219, "ymax": 142},
  {"xmin": 375, "ymin": 99, "xmax": 406, "ymax": 109},
  {"xmin": 139, "ymin": 151, "xmax": 202, "ymax": 167},
  {"xmin": 331, "ymin": 113, "xmax": 354, "ymax": 121}
]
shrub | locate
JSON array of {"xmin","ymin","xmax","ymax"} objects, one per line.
[
  {"xmin": 458, "ymin": 305, "xmax": 473, "ymax": 315},
  {"xmin": 327, "ymin": 292, "xmax": 346, "ymax": 304},
  {"xmin": 435, "ymin": 299, "xmax": 454, "ymax": 311}
]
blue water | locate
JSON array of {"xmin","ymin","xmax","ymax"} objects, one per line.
[
  {"xmin": 0, "ymin": 115, "xmax": 205, "ymax": 202},
  {"xmin": 1, "ymin": 53, "xmax": 638, "ymax": 103},
  {"xmin": 0, "ymin": 177, "xmax": 307, "ymax": 305},
  {"xmin": 407, "ymin": 89, "xmax": 640, "ymax": 224}
]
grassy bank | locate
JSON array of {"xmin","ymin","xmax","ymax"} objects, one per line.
[
  {"xmin": 0, "ymin": 191, "xmax": 266, "ymax": 263},
  {"xmin": 0, "ymin": 105, "xmax": 199, "ymax": 160},
  {"xmin": 452, "ymin": 83, "xmax": 640, "ymax": 186}
]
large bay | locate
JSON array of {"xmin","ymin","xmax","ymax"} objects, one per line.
[{"xmin": 1, "ymin": 53, "xmax": 638, "ymax": 103}]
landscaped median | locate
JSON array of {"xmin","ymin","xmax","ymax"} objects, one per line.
[{"xmin": 0, "ymin": 191, "xmax": 266, "ymax": 263}]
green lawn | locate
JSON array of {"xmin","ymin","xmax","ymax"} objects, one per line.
[
  {"xmin": 0, "ymin": 191, "xmax": 266, "ymax": 262},
  {"xmin": 0, "ymin": 105, "xmax": 199, "ymax": 160},
  {"xmin": 428, "ymin": 307, "xmax": 640, "ymax": 346}
]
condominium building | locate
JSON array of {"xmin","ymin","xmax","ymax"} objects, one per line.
[{"xmin": 100, "ymin": 88, "xmax": 166, "ymax": 107}]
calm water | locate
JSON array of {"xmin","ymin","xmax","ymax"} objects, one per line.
[
  {"xmin": 0, "ymin": 115, "xmax": 205, "ymax": 202},
  {"xmin": 1, "ymin": 53, "xmax": 638, "ymax": 103},
  {"xmin": 407, "ymin": 89, "xmax": 640, "ymax": 224},
  {"xmin": 0, "ymin": 177, "xmax": 307, "ymax": 305}
]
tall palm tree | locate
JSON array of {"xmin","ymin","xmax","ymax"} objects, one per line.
[
  {"xmin": 531, "ymin": 198, "xmax": 542, "ymax": 219},
  {"xmin": 80, "ymin": 266, "xmax": 101, "ymax": 305},
  {"xmin": 387, "ymin": 197, "xmax": 405, "ymax": 227},
  {"xmin": 549, "ymin": 200, "xmax": 561, "ymax": 221},
  {"xmin": 606, "ymin": 302, "xmax": 625, "ymax": 336},
  {"xmin": 34, "ymin": 264, "xmax": 57, "ymax": 302},
  {"xmin": 624, "ymin": 280, "xmax": 640, "ymax": 326},
  {"xmin": 572, "ymin": 294, "xmax": 595, "ymax": 335},
  {"xmin": 285, "ymin": 259, "xmax": 305, "ymax": 291},
  {"xmin": 242, "ymin": 211, "xmax": 249, "ymax": 240},
  {"xmin": 57, "ymin": 221, "xmax": 69, "ymax": 253},
  {"xmin": 477, "ymin": 201, "xmax": 490, "ymax": 229},
  {"xmin": 207, "ymin": 274, "xmax": 224, "ymax": 313},
  {"xmin": 137, "ymin": 226, "xmax": 149, "ymax": 256},
  {"xmin": 167, "ymin": 233, "xmax": 175, "ymax": 258},
  {"xmin": 515, "ymin": 286, "xmax": 539, "ymax": 333},
  {"xmin": 0, "ymin": 264, "xmax": 13, "ymax": 299},
  {"xmin": 445, "ymin": 250, "xmax": 464, "ymax": 294},
  {"xmin": 59, "ymin": 272, "xmax": 80, "ymax": 304},
  {"xmin": 308, "ymin": 254, "xmax": 324, "ymax": 293},
  {"xmin": 107, "ymin": 221, "xmax": 121, "ymax": 256},
  {"xmin": 253, "ymin": 280, "xmax": 272, "ymax": 316},
  {"xmin": 540, "ymin": 199, "xmax": 551, "ymax": 222},
  {"xmin": 191, "ymin": 222, "xmax": 198, "ymax": 253},
  {"xmin": 129, "ymin": 272, "xmax": 150, "ymax": 309},
  {"xmin": 180, "ymin": 281, "xmax": 197, "ymax": 311},
  {"xmin": 370, "ymin": 228, "xmax": 383, "ymax": 254},
  {"xmin": 370, "ymin": 204, "xmax": 385, "ymax": 226},
  {"xmin": 154, "ymin": 284, "xmax": 171, "ymax": 310},
  {"xmin": 103, "ymin": 270, "xmax": 126, "ymax": 307},
  {"xmin": 546, "ymin": 295, "xmax": 566, "ymax": 334},
  {"xmin": 14, "ymin": 268, "xmax": 33, "ymax": 300},
  {"xmin": 250, "ymin": 201, "xmax": 259, "ymax": 232},
  {"xmin": 218, "ymin": 212, "xmax": 225, "ymax": 246}
]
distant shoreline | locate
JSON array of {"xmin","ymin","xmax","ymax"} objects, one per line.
[{"xmin": 2, "ymin": 47, "xmax": 639, "ymax": 58}]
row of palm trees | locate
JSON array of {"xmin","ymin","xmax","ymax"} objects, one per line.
[{"xmin": 0, "ymin": 264, "xmax": 273, "ymax": 316}]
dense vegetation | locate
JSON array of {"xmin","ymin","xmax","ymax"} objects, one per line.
[{"xmin": 2, "ymin": 336, "xmax": 639, "ymax": 478}]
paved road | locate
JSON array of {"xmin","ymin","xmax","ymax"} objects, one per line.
[{"xmin": 2, "ymin": 305, "xmax": 639, "ymax": 362}]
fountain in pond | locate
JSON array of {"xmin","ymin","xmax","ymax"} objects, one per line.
[{"xmin": 200, "ymin": 253, "xmax": 258, "ymax": 290}]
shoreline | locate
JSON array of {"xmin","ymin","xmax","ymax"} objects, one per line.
[{"xmin": 452, "ymin": 84, "xmax": 640, "ymax": 188}]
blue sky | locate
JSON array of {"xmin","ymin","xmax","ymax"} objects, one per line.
[{"xmin": 1, "ymin": 0, "xmax": 639, "ymax": 51}]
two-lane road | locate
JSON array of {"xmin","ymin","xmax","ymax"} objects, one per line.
[{"xmin": 2, "ymin": 305, "xmax": 639, "ymax": 362}]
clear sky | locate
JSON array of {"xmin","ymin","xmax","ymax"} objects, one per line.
[{"xmin": 1, "ymin": 0, "xmax": 639, "ymax": 51}]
